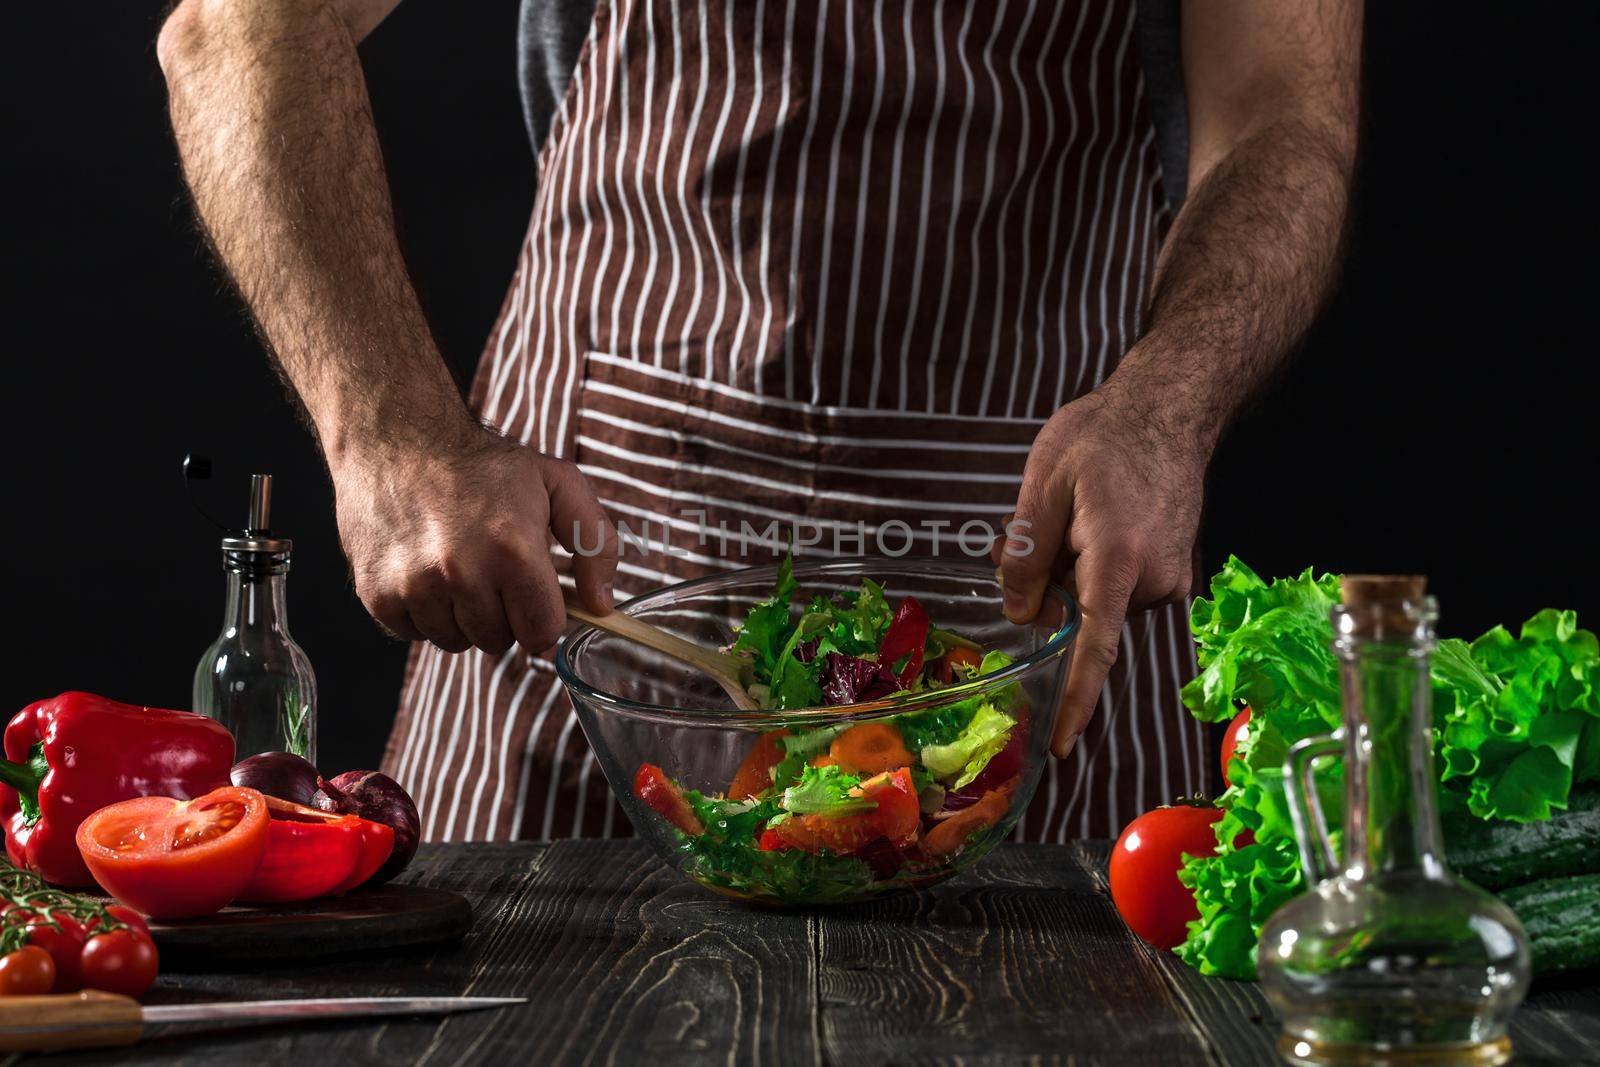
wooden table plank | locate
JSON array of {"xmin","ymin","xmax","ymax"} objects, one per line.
[
  {"xmin": 10, "ymin": 841, "xmax": 1596, "ymax": 1067},
  {"xmin": 1073, "ymin": 841, "xmax": 1281, "ymax": 1067},
  {"xmin": 812, "ymin": 845, "xmax": 1222, "ymax": 1066},
  {"xmin": 1073, "ymin": 842, "xmax": 1600, "ymax": 1067}
]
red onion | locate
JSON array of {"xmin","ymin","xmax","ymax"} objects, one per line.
[
  {"xmin": 231, "ymin": 752, "xmax": 321, "ymax": 806},
  {"xmin": 313, "ymin": 771, "xmax": 420, "ymax": 884}
]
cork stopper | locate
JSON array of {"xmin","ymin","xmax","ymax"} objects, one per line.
[
  {"xmin": 1341, "ymin": 574, "xmax": 1426, "ymax": 607},
  {"xmin": 1340, "ymin": 574, "xmax": 1430, "ymax": 640}
]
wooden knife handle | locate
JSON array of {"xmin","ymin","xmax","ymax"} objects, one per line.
[{"xmin": 0, "ymin": 990, "xmax": 144, "ymax": 1052}]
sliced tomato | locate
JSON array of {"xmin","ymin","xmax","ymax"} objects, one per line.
[
  {"xmin": 1109, "ymin": 802, "xmax": 1223, "ymax": 950},
  {"xmin": 75, "ymin": 785, "xmax": 270, "ymax": 918},
  {"xmin": 633, "ymin": 764, "xmax": 703, "ymax": 836},
  {"xmin": 770, "ymin": 767, "xmax": 920, "ymax": 855},
  {"xmin": 728, "ymin": 730, "xmax": 788, "ymax": 800}
]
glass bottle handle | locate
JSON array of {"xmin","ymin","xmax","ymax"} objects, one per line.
[{"xmin": 1284, "ymin": 730, "xmax": 1344, "ymax": 883}]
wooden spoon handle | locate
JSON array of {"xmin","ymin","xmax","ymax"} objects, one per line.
[
  {"xmin": 0, "ymin": 991, "xmax": 145, "ymax": 1052},
  {"xmin": 565, "ymin": 602, "xmax": 759, "ymax": 711}
]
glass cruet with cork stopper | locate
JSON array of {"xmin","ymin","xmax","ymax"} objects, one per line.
[
  {"xmin": 192, "ymin": 472, "xmax": 318, "ymax": 762},
  {"xmin": 1258, "ymin": 574, "xmax": 1529, "ymax": 1067}
]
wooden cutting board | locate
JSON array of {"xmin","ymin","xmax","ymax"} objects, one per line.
[{"xmin": 140, "ymin": 882, "xmax": 472, "ymax": 970}]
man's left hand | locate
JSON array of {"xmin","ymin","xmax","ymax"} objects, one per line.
[{"xmin": 996, "ymin": 379, "xmax": 1211, "ymax": 759}]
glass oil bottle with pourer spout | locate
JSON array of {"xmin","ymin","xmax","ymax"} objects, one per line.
[
  {"xmin": 193, "ymin": 474, "xmax": 318, "ymax": 762},
  {"xmin": 1258, "ymin": 575, "xmax": 1529, "ymax": 1067}
]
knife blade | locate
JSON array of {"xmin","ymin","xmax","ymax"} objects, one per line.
[
  {"xmin": 143, "ymin": 994, "xmax": 524, "ymax": 1026},
  {"xmin": 0, "ymin": 990, "xmax": 525, "ymax": 1053}
]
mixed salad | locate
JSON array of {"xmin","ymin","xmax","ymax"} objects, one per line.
[{"xmin": 631, "ymin": 559, "xmax": 1031, "ymax": 903}]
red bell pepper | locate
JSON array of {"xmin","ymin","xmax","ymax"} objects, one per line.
[
  {"xmin": 878, "ymin": 597, "xmax": 932, "ymax": 687},
  {"xmin": 239, "ymin": 797, "xmax": 394, "ymax": 903},
  {"xmin": 0, "ymin": 693, "xmax": 234, "ymax": 887}
]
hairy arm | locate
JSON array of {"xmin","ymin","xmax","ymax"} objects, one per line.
[
  {"xmin": 1001, "ymin": 0, "xmax": 1361, "ymax": 757},
  {"xmin": 159, "ymin": 0, "xmax": 615, "ymax": 656},
  {"xmin": 1105, "ymin": 0, "xmax": 1362, "ymax": 451}
]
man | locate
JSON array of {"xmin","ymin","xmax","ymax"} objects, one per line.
[{"xmin": 157, "ymin": 0, "xmax": 1359, "ymax": 841}]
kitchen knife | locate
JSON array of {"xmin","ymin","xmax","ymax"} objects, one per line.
[{"xmin": 0, "ymin": 990, "xmax": 525, "ymax": 1052}]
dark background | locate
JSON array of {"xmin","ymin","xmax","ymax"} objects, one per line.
[{"xmin": 6, "ymin": 3, "xmax": 1595, "ymax": 775}]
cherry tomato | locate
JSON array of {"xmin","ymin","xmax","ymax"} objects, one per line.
[
  {"xmin": 633, "ymin": 764, "xmax": 703, "ymax": 836},
  {"xmin": 80, "ymin": 929, "xmax": 159, "ymax": 997},
  {"xmin": 76, "ymin": 786, "xmax": 270, "ymax": 918},
  {"xmin": 1109, "ymin": 802, "xmax": 1224, "ymax": 951},
  {"xmin": 103, "ymin": 906, "xmax": 151, "ymax": 942},
  {"xmin": 1221, "ymin": 706, "xmax": 1252, "ymax": 783},
  {"xmin": 0, "ymin": 945, "xmax": 57, "ymax": 996},
  {"xmin": 3, "ymin": 907, "xmax": 85, "ymax": 992}
]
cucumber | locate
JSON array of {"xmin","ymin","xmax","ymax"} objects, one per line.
[
  {"xmin": 1499, "ymin": 873, "xmax": 1600, "ymax": 975},
  {"xmin": 1445, "ymin": 786, "xmax": 1600, "ymax": 890}
]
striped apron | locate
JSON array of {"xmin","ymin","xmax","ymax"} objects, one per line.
[{"xmin": 383, "ymin": 0, "xmax": 1212, "ymax": 843}]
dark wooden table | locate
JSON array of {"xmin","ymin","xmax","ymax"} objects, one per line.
[{"xmin": 18, "ymin": 842, "xmax": 1599, "ymax": 1066}]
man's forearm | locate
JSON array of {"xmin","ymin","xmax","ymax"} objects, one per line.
[
  {"xmin": 1108, "ymin": 110, "xmax": 1357, "ymax": 451},
  {"xmin": 158, "ymin": 0, "xmax": 470, "ymax": 469}
]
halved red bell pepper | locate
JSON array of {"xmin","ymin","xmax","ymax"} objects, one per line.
[
  {"xmin": 332, "ymin": 815, "xmax": 396, "ymax": 895},
  {"xmin": 0, "ymin": 692, "xmax": 234, "ymax": 886},
  {"xmin": 237, "ymin": 797, "xmax": 392, "ymax": 903}
]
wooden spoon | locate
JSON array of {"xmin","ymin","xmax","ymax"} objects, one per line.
[{"xmin": 565, "ymin": 601, "xmax": 760, "ymax": 711}]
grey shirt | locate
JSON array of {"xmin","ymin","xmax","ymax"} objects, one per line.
[{"xmin": 517, "ymin": 0, "xmax": 1188, "ymax": 206}]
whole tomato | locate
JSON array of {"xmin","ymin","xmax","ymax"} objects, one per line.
[
  {"xmin": 1109, "ymin": 801, "xmax": 1223, "ymax": 951},
  {"xmin": 1220, "ymin": 707, "xmax": 1252, "ymax": 783}
]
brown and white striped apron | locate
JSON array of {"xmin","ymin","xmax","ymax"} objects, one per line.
[{"xmin": 383, "ymin": 0, "xmax": 1211, "ymax": 843}]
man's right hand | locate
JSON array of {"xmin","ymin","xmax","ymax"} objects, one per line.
[
  {"xmin": 159, "ymin": 1, "xmax": 617, "ymax": 658},
  {"xmin": 332, "ymin": 423, "xmax": 618, "ymax": 657}
]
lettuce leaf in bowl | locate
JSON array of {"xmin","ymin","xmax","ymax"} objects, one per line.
[{"xmin": 920, "ymin": 702, "xmax": 1016, "ymax": 789}]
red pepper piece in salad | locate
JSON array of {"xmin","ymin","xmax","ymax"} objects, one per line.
[
  {"xmin": 634, "ymin": 764, "xmax": 704, "ymax": 836},
  {"xmin": 878, "ymin": 597, "xmax": 932, "ymax": 687}
]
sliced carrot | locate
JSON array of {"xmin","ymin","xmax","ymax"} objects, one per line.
[
  {"xmin": 810, "ymin": 753, "xmax": 837, "ymax": 769},
  {"xmin": 922, "ymin": 777, "xmax": 1019, "ymax": 860},
  {"xmin": 728, "ymin": 730, "xmax": 790, "ymax": 799},
  {"xmin": 828, "ymin": 722, "xmax": 913, "ymax": 776}
]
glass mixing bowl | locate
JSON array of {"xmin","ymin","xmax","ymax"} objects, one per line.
[{"xmin": 556, "ymin": 557, "xmax": 1078, "ymax": 905}]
